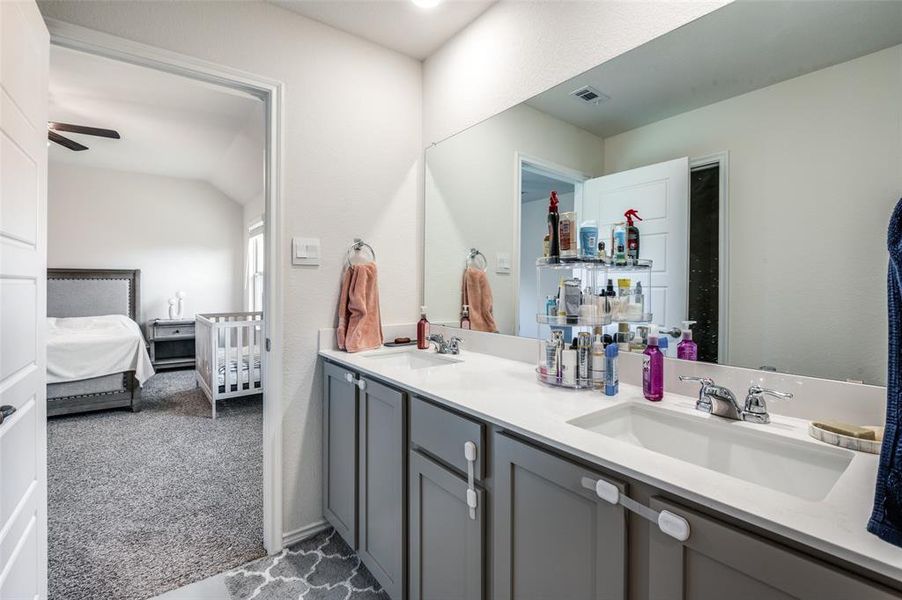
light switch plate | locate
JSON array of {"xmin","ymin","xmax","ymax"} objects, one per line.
[
  {"xmin": 292, "ymin": 237, "xmax": 320, "ymax": 266},
  {"xmin": 496, "ymin": 252, "xmax": 512, "ymax": 274}
]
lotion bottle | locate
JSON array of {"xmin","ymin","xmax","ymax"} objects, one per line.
[
  {"xmin": 677, "ymin": 320, "xmax": 698, "ymax": 361},
  {"xmin": 642, "ymin": 325, "xmax": 664, "ymax": 401},
  {"xmin": 460, "ymin": 305, "xmax": 471, "ymax": 330},
  {"xmin": 417, "ymin": 306, "xmax": 430, "ymax": 350}
]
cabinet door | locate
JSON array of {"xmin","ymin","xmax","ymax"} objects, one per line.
[
  {"xmin": 358, "ymin": 377, "xmax": 407, "ymax": 600},
  {"xmin": 409, "ymin": 450, "xmax": 484, "ymax": 600},
  {"xmin": 322, "ymin": 362, "xmax": 358, "ymax": 546},
  {"xmin": 649, "ymin": 498, "xmax": 899, "ymax": 600},
  {"xmin": 493, "ymin": 433, "xmax": 627, "ymax": 600}
]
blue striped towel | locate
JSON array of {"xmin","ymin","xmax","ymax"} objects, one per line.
[{"xmin": 868, "ymin": 197, "xmax": 902, "ymax": 546}]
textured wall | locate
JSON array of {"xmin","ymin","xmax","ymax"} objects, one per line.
[
  {"xmin": 423, "ymin": 0, "xmax": 730, "ymax": 145},
  {"xmin": 48, "ymin": 163, "xmax": 245, "ymax": 320},
  {"xmin": 37, "ymin": 0, "xmax": 423, "ymax": 538}
]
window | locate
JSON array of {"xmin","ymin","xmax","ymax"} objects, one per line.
[{"xmin": 247, "ymin": 219, "xmax": 264, "ymax": 313}]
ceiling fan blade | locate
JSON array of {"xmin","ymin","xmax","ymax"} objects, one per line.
[
  {"xmin": 48, "ymin": 130, "xmax": 88, "ymax": 151},
  {"xmin": 48, "ymin": 122, "xmax": 120, "ymax": 139}
]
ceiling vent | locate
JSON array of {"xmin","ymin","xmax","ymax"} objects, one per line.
[{"xmin": 570, "ymin": 85, "xmax": 610, "ymax": 106}]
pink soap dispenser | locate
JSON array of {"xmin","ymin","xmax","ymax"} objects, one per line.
[
  {"xmin": 642, "ymin": 325, "xmax": 664, "ymax": 401},
  {"xmin": 677, "ymin": 320, "xmax": 698, "ymax": 361}
]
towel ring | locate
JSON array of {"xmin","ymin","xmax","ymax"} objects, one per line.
[
  {"xmin": 467, "ymin": 248, "xmax": 488, "ymax": 272},
  {"xmin": 347, "ymin": 238, "xmax": 376, "ymax": 266}
]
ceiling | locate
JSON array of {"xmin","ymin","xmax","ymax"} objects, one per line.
[
  {"xmin": 526, "ymin": 0, "xmax": 902, "ymax": 139},
  {"xmin": 521, "ymin": 169, "xmax": 573, "ymax": 204},
  {"xmin": 269, "ymin": 0, "xmax": 496, "ymax": 59},
  {"xmin": 49, "ymin": 46, "xmax": 264, "ymax": 205}
]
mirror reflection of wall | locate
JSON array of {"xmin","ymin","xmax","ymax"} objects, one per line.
[{"xmin": 424, "ymin": 1, "xmax": 902, "ymax": 386}]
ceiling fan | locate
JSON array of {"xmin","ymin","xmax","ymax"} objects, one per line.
[{"xmin": 47, "ymin": 121, "xmax": 120, "ymax": 151}]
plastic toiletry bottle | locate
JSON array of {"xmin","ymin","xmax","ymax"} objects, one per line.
[
  {"xmin": 561, "ymin": 349, "xmax": 577, "ymax": 386},
  {"xmin": 624, "ymin": 209, "xmax": 643, "ymax": 261},
  {"xmin": 545, "ymin": 295, "xmax": 557, "ymax": 317},
  {"xmin": 460, "ymin": 304, "xmax": 471, "ymax": 330},
  {"xmin": 604, "ymin": 344, "xmax": 619, "ymax": 396},
  {"xmin": 612, "ymin": 222, "xmax": 627, "ymax": 261},
  {"xmin": 591, "ymin": 334, "xmax": 606, "ymax": 388},
  {"xmin": 616, "ymin": 322, "xmax": 631, "ymax": 352},
  {"xmin": 547, "ymin": 191, "xmax": 560, "ymax": 261},
  {"xmin": 677, "ymin": 320, "xmax": 698, "ymax": 361},
  {"xmin": 579, "ymin": 221, "xmax": 598, "ymax": 258},
  {"xmin": 417, "ymin": 306, "xmax": 430, "ymax": 350},
  {"xmin": 559, "ymin": 211, "xmax": 578, "ymax": 258},
  {"xmin": 658, "ymin": 335, "xmax": 670, "ymax": 358},
  {"xmin": 629, "ymin": 325, "xmax": 648, "ymax": 353},
  {"xmin": 642, "ymin": 325, "xmax": 664, "ymax": 401}
]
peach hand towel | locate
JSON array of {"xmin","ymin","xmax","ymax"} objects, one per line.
[
  {"xmin": 337, "ymin": 262, "xmax": 384, "ymax": 352},
  {"xmin": 461, "ymin": 266, "xmax": 497, "ymax": 333}
]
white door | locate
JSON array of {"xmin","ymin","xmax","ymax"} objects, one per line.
[
  {"xmin": 0, "ymin": 2, "xmax": 50, "ymax": 599},
  {"xmin": 580, "ymin": 157, "xmax": 689, "ymax": 328}
]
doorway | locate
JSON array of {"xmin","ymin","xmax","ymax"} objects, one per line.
[{"xmin": 43, "ymin": 18, "xmax": 284, "ymax": 599}]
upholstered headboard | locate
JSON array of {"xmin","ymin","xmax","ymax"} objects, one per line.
[{"xmin": 47, "ymin": 269, "xmax": 140, "ymax": 323}]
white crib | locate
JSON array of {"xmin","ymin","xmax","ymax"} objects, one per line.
[{"xmin": 195, "ymin": 311, "xmax": 264, "ymax": 418}]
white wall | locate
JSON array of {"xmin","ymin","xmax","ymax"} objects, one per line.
[
  {"xmin": 603, "ymin": 45, "xmax": 902, "ymax": 385},
  {"xmin": 48, "ymin": 163, "xmax": 244, "ymax": 320},
  {"xmin": 38, "ymin": 0, "xmax": 422, "ymax": 539},
  {"xmin": 423, "ymin": 0, "xmax": 729, "ymax": 145},
  {"xmin": 424, "ymin": 103, "xmax": 604, "ymax": 335}
]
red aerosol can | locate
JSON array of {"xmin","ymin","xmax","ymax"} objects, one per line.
[{"xmin": 625, "ymin": 209, "xmax": 642, "ymax": 261}]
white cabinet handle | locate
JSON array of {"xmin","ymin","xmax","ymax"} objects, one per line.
[
  {"xmin": 356, "ymin": 378, "xmax": 367, "ymax": 391},
  {"xmin": 345, "ymin": 372, "xmax": 355, "ymax": 384},
  {"xmin": 464, "ymin": 441, "xmax": 477, "ymax": 520}
]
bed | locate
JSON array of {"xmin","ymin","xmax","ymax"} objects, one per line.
[
  {"xmin": 195, "ymin": 312, "xmax": 264, "ymax": 418},
  {"xmin": 46, "ymin": 269, "xmax": 152, "ymax": 417}
]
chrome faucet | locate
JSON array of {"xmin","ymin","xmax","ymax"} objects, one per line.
[
  {"xmin": 429, "ymin": 333, "xmax": 462, "ymax": 355},
  {"xmin": 679, "ymin": 376, "xmax": 792, "ymax": 424}
]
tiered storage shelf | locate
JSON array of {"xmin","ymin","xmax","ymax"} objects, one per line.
[{"xmin": 535, "ymin": 256, "xmax": 652, "ymax": 389}]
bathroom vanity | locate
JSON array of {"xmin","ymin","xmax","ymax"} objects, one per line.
[{"xmin": 320, "ymin": 343, "xmax": 902, "ymax": 600}]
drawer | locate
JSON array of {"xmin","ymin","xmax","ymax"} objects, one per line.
[
  {"xmin": 155, "ymin": 323, "xmax": 195, "ymax": 338},
  {"xmin": 410, "ymin": 396, "xmax": 485, "ymax": 480}
]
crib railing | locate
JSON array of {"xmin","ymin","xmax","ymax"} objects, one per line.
[{"xmin": 195, "ymin": 312, "xmax": 264, "ymax": 408}]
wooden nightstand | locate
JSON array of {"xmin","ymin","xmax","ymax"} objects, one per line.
[{"xmin": 147, "ymin": 318, "xmax": 196, "ymax": 370}]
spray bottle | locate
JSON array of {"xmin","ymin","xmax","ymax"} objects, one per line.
[
  {"xmin": 624, "ymin": 209, "xmax": 643, "ymax": 261},
  {"xmin": 677, "ymin": 320, "xmax": 698, "ymax": 361},
  {"xmin": 642, "ymin": 325, "xmax": 664, "ymax": 401},
  {"xmin": 547, "ymin": 191, "xmax": 561, "ymax": 261}
]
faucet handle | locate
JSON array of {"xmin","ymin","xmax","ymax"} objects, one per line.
[
  {"xmin": 448, "ymin": 336, "xmax": 462, "ymax": 354},
  {"xmin": 679, "ymin": 375, "xmax": 716, "ymax": 413},
  {"xmin": 744, "ymin": 385, "xmax": 792, "ymax": 419}
]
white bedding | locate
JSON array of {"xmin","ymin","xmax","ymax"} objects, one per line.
[{"xmin": 47, "ymin": 314, "xmax": 155, "ymax": 385}]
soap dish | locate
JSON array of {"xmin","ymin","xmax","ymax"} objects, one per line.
[{"xmin": 808, "ymin": 422, "xmax": 883, "ymax": 454}]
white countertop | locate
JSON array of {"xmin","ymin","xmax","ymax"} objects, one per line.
[{"xmin": 320, "ymin": 345, "xmax": 902, "ymax": 583}]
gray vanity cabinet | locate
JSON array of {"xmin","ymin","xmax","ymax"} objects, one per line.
[
  {"xmin": 648, "ymin": 498, "xmax": 899, "ymax": 600},
  {"xmin": 493, "ymin": 432, "xmax": 628, "ymax": 600},
  {"xmin": 358, "ymin": 377, "xmax": 407, "ymax": 600},
  {"xmin": 322, "ymin": 361, "xmax": 359, "ymax": 546},
  {"xmin": 408, "ymin": 450, "xmax": 484, "ymax": 600}
]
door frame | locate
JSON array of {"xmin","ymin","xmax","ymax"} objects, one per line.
[
  {"xmin": 514, "ymin": 153, "xmax": 590, "ymax": 336},
  {"xmin": 689, "ymin": 152, "xmax": 730, "ymax": 365},
  {"xmin": 43, "ymin": 18, "xmax": 286, "ymax": 554}
]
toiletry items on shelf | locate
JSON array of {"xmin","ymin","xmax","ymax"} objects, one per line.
[
  {"xmin": 547, "ymin": 191, "xmax": 560, "ymax": 260},
  {"xmin": 580, "ymin": 221, "xmax": 598, "ymax": 258},
  {"xmin": 559, "ymin": 211, "xmax": 578, "ymax": 258},
  {"xmin": 591, "ymin": 334, "xmax": 605, "ymax": 388},
  {"xmin": 625, "ymin": 209, "xmax": 643, "ymax": 261},
  {"xmin": 677, "ymin": 320, "xmax": 698, "ymax": 361},
  {"xmin": 605, "ymin": 344, "xmax": 619, "ymax": 396},
  {"xmin": 612, "ymin": 222, "xmax": 627, "ymax": 261}
]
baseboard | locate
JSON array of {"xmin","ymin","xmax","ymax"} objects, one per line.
[{"xmin": 282, "ymin": 519, "xmax": 329, "ymax": 547}]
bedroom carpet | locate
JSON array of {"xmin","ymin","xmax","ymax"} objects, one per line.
[{"xmin": 48, "ymin": 370, "xmax": 264, "ymax": 600}]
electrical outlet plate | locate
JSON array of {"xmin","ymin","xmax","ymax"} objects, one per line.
[
  {"xmin": 496, "ymin": 252, "xmax": 512, "ymax": 274},
  {"xmin": 292, "ymin": 237, "xmax": 320, "ymax": 266}
]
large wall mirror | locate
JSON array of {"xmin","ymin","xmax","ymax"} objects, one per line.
[{"xmin": 424, "ymin": 1, "xmax": 902, "ymax": 386}]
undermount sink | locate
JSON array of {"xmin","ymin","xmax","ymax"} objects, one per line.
[
  {"xmin": 568, "ymin": 404, "xmax": 854, "ymax": 501},
  {"xmin": 363, "ymin": 350, "xmax": 462, "ymax": 370}
]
